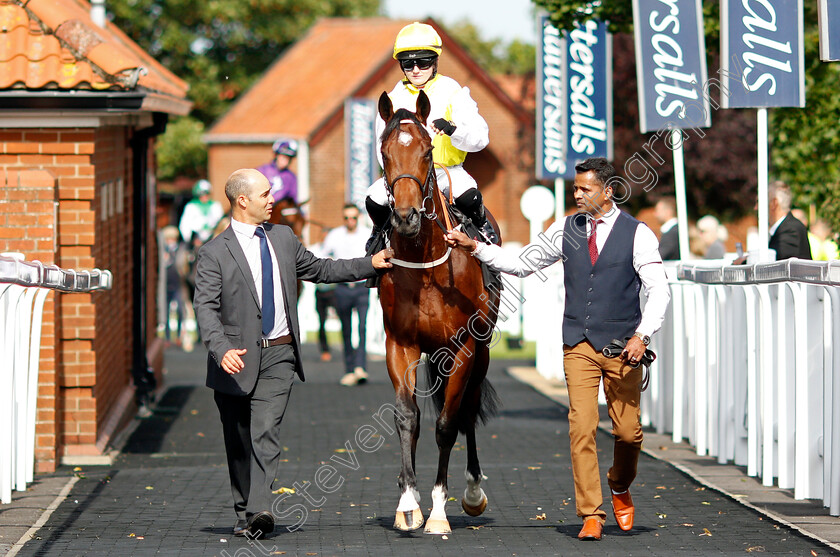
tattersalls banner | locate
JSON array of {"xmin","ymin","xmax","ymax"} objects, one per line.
[
  {"xmin": 345, "ymin": 99, "xmax": 379, "ymax": 210},
  {"xmin": 536, "ymin": 16, "xmax": 612, "ymax": 179},
  {"xmin": 721, "ymin": 0, "xmax": 805, "ymax": 108},
  {"xmin": 632, "ymin": 0, "xmax": 711, "ymax": 133},
  {"xmin": 818, "ymin": 0, "xmax": 840, "ymax": 62}
]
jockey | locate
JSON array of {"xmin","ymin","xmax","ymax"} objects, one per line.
[
  {"xmin": 257, "ymin": 139, "xmax": 299, "ymax": 203},
  {"xmin": 365, "ymin": 22, "xmax": 496, "ymax": 249},
  {"xmin": 178, "ymin": 179, "xmax": 224, "ymax": 246}
]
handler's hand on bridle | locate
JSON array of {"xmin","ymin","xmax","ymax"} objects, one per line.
[
  {"xmin": 445, "ymin": 229, "xmax": 478, "ymax": 253},
  {"xmin": 620, "ymin": 336, "xmax": 646, "ymax": 367},
  {"xmin": 372, "ymin": 247, "xmax": 395, "ymax": 269}
]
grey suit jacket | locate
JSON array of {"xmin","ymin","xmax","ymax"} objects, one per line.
[{"xmin": 194, "ymin": 223, "xmax": 376, "ymax": 396}]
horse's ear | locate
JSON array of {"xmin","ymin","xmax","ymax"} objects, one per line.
[
  {"xmin": 416, "ymin": 91, "xmax": 431, "ymax": 124},
  {"xmin": 378, "ymin": 92, "xmax": 393, "ymax": 122}
]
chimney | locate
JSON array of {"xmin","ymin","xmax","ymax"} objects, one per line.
[{"xmin": 90, "ymin": 0, "xmax": 106, "ymax": 28}]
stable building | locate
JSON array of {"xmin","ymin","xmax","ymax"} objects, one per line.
[
  {"xmin": 0, "ymin": 0, "xmax": 189, "ymax": 470},
  {"xmin": 204, "ymin": 17, "xmax": 533, "ymax": 243}
]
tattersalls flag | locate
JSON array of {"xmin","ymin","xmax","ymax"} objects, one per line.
[
  {"xmin": 536, "ymin": 15, "xmax": 613, "ymax": 180},
  {"xmin": 818, "ymin": 0, "xmax": 840, "ymax": 62},
  {"xmin": 632, "ymin": 0, "xmax": 711, "ymax": 133},
  {"xmin": 721, "ymin": 0, "xmax": 805, "ymax": 107},
  {"xmin": 345, "ymin": 98, "xmax": 379, "ymax": 210}
]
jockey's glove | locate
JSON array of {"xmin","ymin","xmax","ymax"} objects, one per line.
[{"xmin": 433, "ymin": 118, "xmax": 457, "ymax": 136}]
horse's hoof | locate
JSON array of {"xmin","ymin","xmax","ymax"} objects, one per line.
[
  {"xmin": 424, "ymin": 517, "xmax": 452, "ymax": 535},
  {"xmin": 461, "ymin": 493, "xmax": 488, "ymax": 517},
  {"xmin": 393, "ymin": 508, "xmax": 424, "ymax": 531}
]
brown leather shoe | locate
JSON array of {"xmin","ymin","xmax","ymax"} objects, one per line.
[
  {"xmin": 612, "ymin": 490, "xmax": 635, "ymax": 531},
  {"xmin": 577, "ymin": 517, "xmax": 603, "ymax": 540}
]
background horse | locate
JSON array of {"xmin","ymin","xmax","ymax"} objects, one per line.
[
  {"xmin": 377, "ymin": 90, "xmax": 500, "ymax": 535},
  {"xmin": 268, "ymin": 196, "xmax": 306, "ymax": 238}
]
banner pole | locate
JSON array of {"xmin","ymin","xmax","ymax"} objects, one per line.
[
  {"xmin": 554, "ymin": 178, "xmax": 565, "ymax": 221},
  {"xmin": 671, "ymin": 129, "xmax": 690, "ymax": 260},
  {"xmin": 757, "ymin": 108, "xmax": 769, "ymax": 253}
]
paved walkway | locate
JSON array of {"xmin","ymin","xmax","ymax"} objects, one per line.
[{"xmin": 2, "ymin": 343, "xmax": 839, "ymax": 556}]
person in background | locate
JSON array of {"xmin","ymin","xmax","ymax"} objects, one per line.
[
  {"xmin": 768, "ymin": 181, "xmax": 812, "ymax": 261},
  {"xmin": 309, "ymin": 228, "xmax": 337, "ymax": 362},
  {"xmin": 179, "ymin": 179, "xmax": 224, "ymax": 248},
  {"xmin": 321, "ymin": 203, "xmax": 372, "ymax": 386},
  {"xmin": 696, "ymin": 215, "xmax": 727, "ymax": 259},
  {"xmin": 654, "ymin": 197, "xmax": 680, "ymax": 260},
  {"xmin": 257, "ymin": 139, "xmax": 299, "ymax": 204},
  {"xmin": 161, "ymin": 225, "xmax": 189, "ymax": 346},
  {"xmin": 809, "ymin": 218, "xmax": 839, "ymax": 261},
  {"xmin": 446, "ymin": 157, "xmax": 670, "ymax": 541}
]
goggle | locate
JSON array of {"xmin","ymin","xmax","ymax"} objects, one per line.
[{"xmin": 399, "ymin": 57, "xmax": 436, "ymax": 71}]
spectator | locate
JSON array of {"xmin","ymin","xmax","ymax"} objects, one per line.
[
  {"xmin": 257, "ymin": 139, "xmax": 299, "ymax": 204},
  {"xmin": 809, "ymin": 219, "xmax": 839, "ymax": 261},
  {"xmin": 161, "ymin": 225, "xmax": 189, "ymax": 346},
  {"xmin": 321, "ymin": 204, "xmax": 372, "ymax": 386},
  {"xmin": 309, "ymin": 228, "xmax": 337, "ymax": 362},
  {"xmin": 696, "ymin": 215, "xmax": 727, "ymax": 259},
  {"xmin": 768, "ymin": 181, "xmax": 812, "ymax": 260},
  {"xmin": 654, "ymin": 198, "xmax": 680, "ymax": 260}
]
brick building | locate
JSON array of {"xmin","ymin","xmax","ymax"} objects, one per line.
[
  {"xmin": 0, "ymin": 0, "xmax": 189, "ymax": 470},
  {"xmin": 204, "ymin": 18, "xmax": 533, "ymax": 243}
]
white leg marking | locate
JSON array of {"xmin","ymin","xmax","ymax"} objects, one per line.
[
  {"xmin": 428, "ymin": 485, "xmax": 448, "ymax": 521},
  {"xmin": 463, "ymin": 468, "xmax": 484, "ymax": 506},
  {"xmin": 397, "ymin": 487, "xmax": 420, "ymax": 512}
]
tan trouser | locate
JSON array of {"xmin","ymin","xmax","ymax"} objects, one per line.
[{"xmin": 563, "ymin": 340, "xmax": 643, "ymax": 522}]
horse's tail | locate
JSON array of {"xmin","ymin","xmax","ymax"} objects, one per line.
[{"xmin": 424, "ymin": 355, "xmax": 501, "ymax": 434}]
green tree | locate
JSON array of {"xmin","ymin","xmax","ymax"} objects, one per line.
[
  {"xmin": 445, "ymin": 20, "xmax": 535, "ymax": 75},
  {"xmin": 108, "ymin": 0, "xmax": 380, "ymax": 179},
  {"xmin": 155, "ymin": 116, "xmax": 206, "ymax": 181},
  {"xmin": 534, "ymin": 0, "xmax": 840, "ymax": 235}
]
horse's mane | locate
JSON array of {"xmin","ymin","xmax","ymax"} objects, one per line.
[{"xmin": 380, "ymin": 108, "xmax": 431, "ymax": 143}]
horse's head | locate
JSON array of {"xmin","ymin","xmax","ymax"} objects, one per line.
[{"xmin": 378, "ymin": 90, "xmax": 433, "ymax": 238}]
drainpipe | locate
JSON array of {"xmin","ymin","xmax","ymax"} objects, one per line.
[{"xmin": 131, "ymin": 113, "xmax": 168, "ymax": 412}]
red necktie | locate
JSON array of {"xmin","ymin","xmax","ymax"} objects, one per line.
[{"xmin": 588, "ymin": 219, "xmax": 603, "ymax": 265}]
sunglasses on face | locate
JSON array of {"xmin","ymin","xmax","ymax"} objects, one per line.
[
  {"xmin": 344, "ymin": 215, "xmax": 358, "ymax": 221},
  {"xmin": 399, "ymin": 57, "xmax": 436, "ymax": 71}
]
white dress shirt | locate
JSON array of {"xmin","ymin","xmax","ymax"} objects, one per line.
[
  {"xmin": 230, "ymin": 218, "xmax": 289, "ymax": 339},
  {"xmin": 473, "ymin": 206, "xmax": 671, "ymax": 337},
  {"xmin": 321, "ymin": 224, "xmax": 370, "ymax": 261}
]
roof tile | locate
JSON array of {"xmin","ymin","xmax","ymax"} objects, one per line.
[{"xmin": 0, "ymin": 0, "xmax": 187, "ymax": 99}]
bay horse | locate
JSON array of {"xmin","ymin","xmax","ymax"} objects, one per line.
[
  {"xmin": 268, "ymin": 196, "xmax": 306, "ymax": 239},
  {"xmin": 376, "ymin": 90, "xmax": 500, "ymax": 535}
]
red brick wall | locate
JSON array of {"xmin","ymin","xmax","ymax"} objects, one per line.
[
  {"xmin": 0, "ymin": 166, "xmax": 59, "ymax": 471},
  {"xmin": 0, "ymin": 126, "xmax": 156, "ymax": 470}
]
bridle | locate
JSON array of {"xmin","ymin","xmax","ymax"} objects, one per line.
[{"xmin": 383, "ymin": 120, "xmax": 437, "ymax": 221}]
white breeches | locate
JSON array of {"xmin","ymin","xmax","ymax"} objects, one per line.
[{"xmin": 366, "ymin": 165, "xmax": 477, "ymax": 206}]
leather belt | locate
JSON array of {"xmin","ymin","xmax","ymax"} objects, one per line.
[{"xmin": 261, "ymin": 334, "xmax": 293, "ymax": 348}]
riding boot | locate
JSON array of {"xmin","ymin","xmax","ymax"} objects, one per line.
[
  {"xmin": 454, "ymin": 189, "xmax": 498, "ymax": 245},
  {"xmin": 365, "ymin": 197, "xmax": 391, "ymax": 255}
]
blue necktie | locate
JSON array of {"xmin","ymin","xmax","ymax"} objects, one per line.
[{"xmin": 254, "ymin": 227, "xmax": 275, "ymax": 337}]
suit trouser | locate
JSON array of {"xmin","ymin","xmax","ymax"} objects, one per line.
[
  {"xmin": 563, "ymin": 341, "xmax": 643, "ymax": 522},
  {"xmin": 214, "ymin": 344, "xmax": 296, "ymax": 519},
  {"xmin": 333, "ymin": 284, "xmax": 369, "ymax": 374}
]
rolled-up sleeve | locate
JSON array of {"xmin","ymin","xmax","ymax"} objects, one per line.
[{"xmin": 633, "ymin": 224, "xmax": 671, "ymax": 337}]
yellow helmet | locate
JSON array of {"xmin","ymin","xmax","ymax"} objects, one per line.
[{"xmin": 393, "ymin": 22, "xmax": 442, "ymax": 60}]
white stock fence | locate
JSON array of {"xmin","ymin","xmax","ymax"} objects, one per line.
[
  {"xmin": 0, "ymin": 253, "xmax": 112, "ymax": 504},
  {"xmin": 645, "ymin": 259, "xmax": 840, "ymax": 516}
]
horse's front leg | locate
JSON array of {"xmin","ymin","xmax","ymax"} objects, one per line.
[
  {"xmin": 387, "ymin": 340, "xmax": 424, "ymax": 531},
  {"xmin": 425, "ymin": 341, "xmax": 476, "ymax": 534},
  {"xmin": 462, "ymin": 343, "xmax": 491, "ymax": 517}
]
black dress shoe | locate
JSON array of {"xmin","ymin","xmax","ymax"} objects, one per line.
[
  {"xmin": 246, "ymin": 511, "xmax": 274, "ymax": 539},
  {"xmin": 233, "ymin": 519, "xmax": 247, "ymax": 537}
]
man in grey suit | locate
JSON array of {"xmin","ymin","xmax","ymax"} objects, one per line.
[{"xmin": 194, "ymin": 169, "xmax": 393, "ymax": 540}]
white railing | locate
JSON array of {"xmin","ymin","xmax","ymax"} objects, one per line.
[
  {"xmin": 0, "ymin": 253, "xmax": 112, "ymax": 504},
  {"xmin": 645, "ymin": 259, "xmax": 840, "ymax": 516}
]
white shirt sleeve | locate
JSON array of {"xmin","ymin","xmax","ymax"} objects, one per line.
[
  {"xmin": 178, "ymin": 203, "xmax": 197, "ymax": 242},
  {"xmin": 633, "ymin": 223, "xmax": 671, "ymax": 337},
  {"xmin": 448, "ymin": 87, "xmax": 489, "ymax": 153},
  {"xmin": 473, "ymin": 218, "xmax": 566, "ymax": 278}
]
